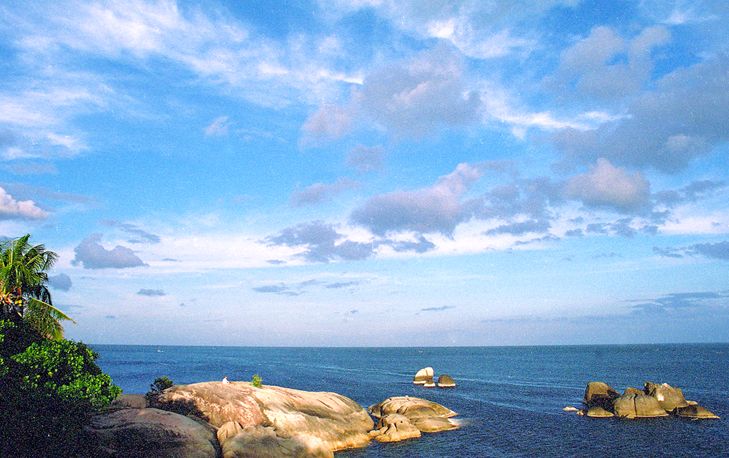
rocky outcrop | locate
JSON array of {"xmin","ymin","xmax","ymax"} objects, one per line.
[
  {"xmin": 109, "ymin": 394, "xmax": 148, "ymax": 410},
  {"xmin": 437, "ymin": 374, "xmax": 456, "ymax": 388},
  {"xmin": 369, "ymin": 414, "xmax": 421, "ymax": 443},
  {"xmin": 413, "ymin": 367, "xmax": 434, "ymax": 385},
  {"xmin": 155, "ymin": 381, "xmax": 373, "ymax": 453},
  {"xmin": 221, "ymin": 426, "xmax": 333, "ymax": 458},
  {"xmin": 85, "ymin": 407, "xmax": 219, "ymax": 458},
  {"xmin": 644, "ymin": 382, "xmax": 689, "ymax": 412},
  {"xmin": 675, "ymin": 405, "xmax": 720, "ymax": 420},
  {"xmin": 368, "ymin": 396, "xmax": 459, "ymax": 442},
  {"xmin": 612, "ymin": 393, "xmax": 669, "ymax": 419},
  {"xmin": 623, "ymin": 387, "xmax": 643, "ymax": 396},
  {"xmin": 583, "ymin": 382, "xmax": 619, "ymax": 409}
]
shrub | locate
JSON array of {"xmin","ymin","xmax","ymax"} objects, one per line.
[
  {"xmin": 0, "ymin": 320, "xmax": 121, "ymax": 457},
  {"xmin": 252, "ymin": 373, "xmax": 263, "ymax": 388},
  {"xmin": 146, "ymin": 375, "xmax": 174, "ymax": 403}
]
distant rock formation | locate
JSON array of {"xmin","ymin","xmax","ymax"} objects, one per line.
[
  {"xmin": 437, "ymin": 374, "xmax": 456, "ymax": 388},
  {"xmin": 413, "ymin": 367, "xmax": 434, "ymax": 385},
  {"xmin": 368, "ymin": 396, "xmax": 459, "ymax": 443},
  {"xmin": 572, "ymin": 381, "xmax": 719, "ymax": 421}
]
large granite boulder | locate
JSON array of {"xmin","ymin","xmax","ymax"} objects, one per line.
[
  {"xmin": 85, "ymin": 407, "xmax": 219, "ymax": 458},
  {"xmin": 368, "ymin": 396, "xmax": 459, "ymax": 442},
  {"xmin": 583, "ymin": 382, "xmax": 619, "ymax": 409},
  {"xmin": 675, "ymin": 405, "xmax": 720, "ymax": 420},
  {"xmin": 369, "ymin": 396, "xmax": 457, "ymax": 420},
  {"xmin": 217, "ymin": 421, "xmax": 244, "ymax": 445},
  {"xmin": 613, "ymin": 393, "xmax": 669, "ymax": 419},
  {"xmin": 644, "ymin": 382, "xmax": 689, "ymax": 412},
  {"xmin": 623, "ymin": 387, "xmax": 643, "ymax": 396},
  {"xmin": 413, "ymin": 367, "xmax": 434, "ymax": 385},
  {"xmin": 222, "ymin": 425, "xmax": 333, "ymax": 458},
  {"xmin": 156, "ymin": 381, "xmax": 373, "ymax": 453},
  {"xmin": 369, "ymin": 414, "xmax": 421, "ymax": 443}
]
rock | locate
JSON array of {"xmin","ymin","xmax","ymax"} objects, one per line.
[
  {"xmin": 217, "ymin": 421, "xmax": 243, "ymax": 446},
  {"xmin": 576, "ymin": 410, "xmax": 585, "ymax": 416},
  {"xmin": 109, "ymin": 394, "xmax": 147, "ymax": 410},
  {"xmin": 370, "ymin": 414, "xmax": 421, "ymax": 443},
  {"xmin": 644, "ymin": 382, "xmax": 689, "ymax": 412},
  {"xmin": 586, "ymin": 406, "xmax": 614, "ymax": 418},
  {"xmin": 411, "ymin": 416, "xmax": 459, "ymax": 433},
  {"xmin": 437, "ymin": 374, "xmax": 456, "ymax": 388},
  {"xmin": 583, "ymin": 382, "xmax": 620, "ymax": 409},
  {"xmin": 563, "ymin": 406, "xmax": 579, "ymax": 412},
  {"xmin": 413, "ymin": 367, "xmax": 434, "ymax": 385},
  {"xmin": 369, "ymin": 396, "xmax": 457, "ymax": 420},
  {"xmin": 156, "ymin": 381, "xmax": 373, "ymax": 453},
  {"xmin": 675, "ymin": 405, "xmax": 720, "ymax": 419},
  {"xmin": 686, "ymin": 400, "xmax": 698, "ymax": 406},
  {"xmin": 423, "ymin": 381, "xmax": 436, "ymax": 388},
  {"xmin": 613, "ymin": 393, "xmax": 669, "ymax": 419},
  {"xmin": 623, "ymin": 387, "xmax": 643, "ymax": 396},
  {"xmin": 222, "ymin": 426, "xmax": 333, "ymax": 458},
  {"xmin": 85, "ymin": 407, "xmax": 219, "ymax": 458}
]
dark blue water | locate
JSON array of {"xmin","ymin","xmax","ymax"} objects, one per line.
[{"xmin": 93, "ymin": 344, "xmax": 728, "ymax": 457}]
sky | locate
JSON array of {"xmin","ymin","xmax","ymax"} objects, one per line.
[{"xmin": 0, "ymin": 0, "xmax": 728, "ymax": 346}]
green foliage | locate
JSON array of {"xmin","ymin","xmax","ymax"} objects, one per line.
[
  {"xmin": 0, "ymin": 319, "xmax": 120, "ymax": 457},
  {"xmin": 252, "ymin": 373, "xmax": 263, "ymax": 388},
  {"xmin": 146, "ymin": 375, "xmax": 174, "ymax": 402},
  {"xmin": 0, "ymin": 234, "xmax": 73, "ymax": 339}
]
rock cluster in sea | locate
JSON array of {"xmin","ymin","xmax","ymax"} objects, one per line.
[
  {"xmin": 84, "ymin": 382, "xmax": 460, "ymax": 457},
  {"xmin": 413, "ymin": 366, "xmax": 456, "ymax": 388},
  {"xmin": 565, "ymin": 381, "xmax": 720, "ymax": 420}
]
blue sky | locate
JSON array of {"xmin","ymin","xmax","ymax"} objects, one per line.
[{"xmin": 1, "ymin": 0, "xmax": 727, "ymax": 346}]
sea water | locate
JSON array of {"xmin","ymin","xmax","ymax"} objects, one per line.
[{"xmin": 93, "ymin": 344, "xmax": 729, "ymax": 457}]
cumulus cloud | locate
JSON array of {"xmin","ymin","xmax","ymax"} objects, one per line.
[
  {"xmin": 654, "ymin": 180, "xmax": 726, "ymax": 207},
  {"xmin": 137, "ymin": 288, "xmax": 166, "ymax": 296},
  {"xmin": 300, "ymin": 105, "xmax": 354, "ymax": 143},
  {"xmin": 346, "ymin": 145, "xmax": 385, "ymax": 173},
  {"xmin": 553, "ymin": 55, "xmax": 729, "ymax": 172},
  {"xmin": 564, "ymin": 158, "xmax": 651, "ymax": 213},
  {"xmin": 351, "ymin": 162, "xmax": 484, "ymax": 235},
  {"xmin": 0, "ymin": 186, "xmax": 48, "ymax": 220},
  {"xmin": 48, "ymin": 273, "xmax": 72, "ymax": 291},
  {"xmin": 547, "ymin": 25, "xmax": 670, "ymax": 99},
  {"xmin": 290, "ymin": 178, "xmax": 358, "ymax": 207},
  {"xmin": 72, "ymin": 234, "xmax": 147, "ymax": 269},
  {"xmin": 266, "ymin": 221, "xmax": 375, "ymax": 263}
]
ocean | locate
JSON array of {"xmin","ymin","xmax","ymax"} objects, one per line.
[{"xmin": 93, "ymin": 344, "xmax": 728, "ymax": 457}]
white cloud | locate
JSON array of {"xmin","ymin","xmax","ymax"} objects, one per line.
[
  {"xmin": 290, "ymin": 178, "xmax": 359, "ymax": 207},
  {"xmin": 0, "ymin": 186, "xmax": 48, "ymax": 220},
  {"xmin": 565, "ymin": 158, "xmax": 651, "ymax": 213},
  {"xmin": 204, "ymin": 116, "xmax": 231, "ymax": 137}
]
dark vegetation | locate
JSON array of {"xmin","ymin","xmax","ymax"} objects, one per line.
[{"xmin": 0, "ymin": 235, "xmax": 121, "ymax": 457}]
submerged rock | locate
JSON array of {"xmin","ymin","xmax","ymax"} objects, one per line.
[
  {"xmin": 85, "ymin": 407, "xmax": 219, "ymax": 458},
  {"xmin": 584, "ymin": 382, "xmax": 620, "ymax": 409},
  {"xmin": 156, "ymin": 381, "xmax": 373, "ymax": 453},
  {"xmin": 613, "ymin": 393, "xmax": 669, "ymax": 419},
  {"xmin": 644, "ymin": 382, "xmax": 689, "ymax": 412},
  {"xmin": 437, "ymin": 374, "xmax": 456, "ymax": 388},
  {"xmin": 413, "ymin": 367, "xmax": 434, "ymax": 385},
  {"xmin": 675, "ymin": 405, "xmax": 720, "ymax": 420}
]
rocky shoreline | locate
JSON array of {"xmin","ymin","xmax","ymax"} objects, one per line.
[{"xmin": 85, "ymin": 381, "xmax": 460, "ymax": 457}]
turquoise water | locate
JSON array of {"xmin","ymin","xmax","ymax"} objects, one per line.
[{"xmin": 94, "ymin": 344, "xmax": 728, "ymax": 457}]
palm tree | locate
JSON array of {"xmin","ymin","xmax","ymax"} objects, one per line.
[{"xmin": 0, "ymin": 234, "xmax": 74, "ymax": 339}]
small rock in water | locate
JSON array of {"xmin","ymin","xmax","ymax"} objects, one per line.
[
  {"xmin": 586, "ymin": 406, "xmax": 614, "ymax": 418},
  {"xmin": 413, "ymin": 367, "xmax": 434, "ymax": 385},
  {"xmin": 437, "ymin": 374, "xmax": 456, "ymax": 388},
  {"xmin": 563, "ymin": 406, "xmax": 579, "ymax": 412},
  {"xmin": 675, "ymin": 405, "xmax": 720, "ymax": 420}
]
